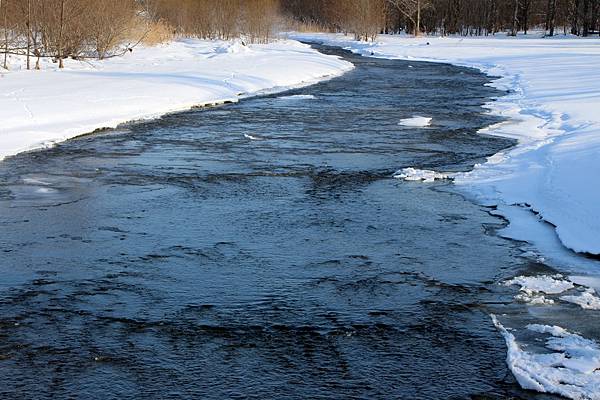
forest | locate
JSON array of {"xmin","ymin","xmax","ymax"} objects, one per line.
[
  {"xmin": 1, "ymin": 0, "xmax": 599, "ymax": 70},
  {"xmin": 282, "ymin": 0, "xmax": 600, "ymax": 39}
]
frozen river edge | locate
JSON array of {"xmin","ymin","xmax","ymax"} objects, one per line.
[{"xmin": 0, "ymin": 39, "xmax": 353, "ymax": 162}]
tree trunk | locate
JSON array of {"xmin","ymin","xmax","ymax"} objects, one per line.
[
  {"xmin": 523, "ymin": 0, "xmax": 530, "ymax": 34},
  {"xmin": 2, "ymin": 0, "xmax": 7, "ymax": 69},
  {"xmin": 58, "ymin": 0, "xmax": 65, "ymax": 69},
  {"xmin": 26, "ymin": 0, "xmax": 31, "ymax": 70},
  {"xmin": 571, "ymin": 0, "xmax": 580, "ymax": 35},
  {"xmin": 415, "ymin": 0, "xmax": 421, "ymax": 37},
  {"xmin": 582, "ymin": 0, "xmax": 590, "ymax": 36},
  {"xmin": 511, "ymin": 0, "xmax": 519, "ymax": 36},
  {"xmin": 548, "ymin": 0, "xmax": 556, "ymax": 36},
  {"xmin": 0, "ymin": 0, "xmax": 3, "ymax": 70}
]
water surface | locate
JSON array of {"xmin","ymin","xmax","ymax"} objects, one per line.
[{"xmin": 0, "ymin": 45, "xmax": 559, "ymax": 399}]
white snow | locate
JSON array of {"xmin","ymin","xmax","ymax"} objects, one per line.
[
  {"xmin": 561, "ymin": 288, "xmax": 600, "ymax": 310},
  {"xmin": 491, "ymin": 315, "xmax": 600, "ymax": 400},
  {"xmin": 505, "ymin": 274, "xmax": 600, "ymax": 311},
  {"xmin": 290, "ymin": 32, "xmax": 600, "ymax": 255},
  {"xmin": 276, "ymin": 94, "xmax": 316, "ymax": 100},
  {"xmin": 504, "ymin": 274, "xmax": 575, "ymax": 295},
  {"xmin": 0, "ymin": 38, "xmax": 352, "ymax": 160},
  {"xmin": 243, "ymin": 133, "xmax": 261, "ymax": 140},
  {"xmin": 393, "ymin": 167, "xmax": 450, "ymax": 182},
  {"xmin": 514, "ymin": 293, "xmax": 555, "ymax": 305},
  {"xmin": 398, "ymin": 116, "xmax": 432, "ymax": 127}
]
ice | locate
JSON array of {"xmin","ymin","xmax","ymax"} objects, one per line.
[
  {"xmin": 492, "ymin": 315, "xmax": 600, "ymax": 400},
  {"xmin": 514, "ymin": 293, "xmax": 555, "ymax": 305},
  {"xmin": 393, "ymin": 167, "xmax": 450, "ymax": 183},
  {"xmin": 276, "ymin": 94, "xmax": 316, "ymax": 100},
  {"xmin": 504, "ymin": 274, "xmax": 574, "ymax": 295},
  {"xmin": 398, "ymin": 116, "xmax": 432, "ymax": 127},
  {"xmin": 22, "ymin": 177, "xmax": 51, "ymax": 186},
  {"xmin": 561, "ymin": 289, "xmax": 600, "ymax": 310},
  {"xmin": 244, "ymin": 133, "xmax": 261, "ymax": 140},
  {"xmin": 527, "ymin": 324, "xmax": 600, "ymax": 375}
]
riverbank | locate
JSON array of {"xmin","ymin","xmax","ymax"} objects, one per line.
[
  {"xmin": 289, "ymin": 33, "xmax": 600, "ymax": 400},
  {"xmin": 0, "ymin": 38, "xmax": 353, "ymax": 161},
  {"xmin": 290, "ymin": 32, "xmax": 600, "ymax": 259}
]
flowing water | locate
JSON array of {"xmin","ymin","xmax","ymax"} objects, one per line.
[{"xmin": 0, "ymin": 45, "xmax": 566, "ymax": 399}]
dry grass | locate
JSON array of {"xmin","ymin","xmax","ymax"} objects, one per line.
[{"xmin": 127, "ymin": 17, "xmax": 174, "ymax": 46}]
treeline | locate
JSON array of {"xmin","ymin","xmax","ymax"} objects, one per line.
[
  {"xmin": 145, "ymin": 0, "xmax": 279, "ymax": 43},
  {"xmin": 0, "ymin": 0, "xmax": 140, "ymax": 70},
  {"xmin": 0, "ymin": 0, "xmax": 280, "ymax": 70},
  {"xmin": 281, "ymin": 0, "xmax": 600, "ymax": 38}
]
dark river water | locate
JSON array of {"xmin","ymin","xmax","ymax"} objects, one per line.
[{"xmin": 0, "ymin": 45, "xmax": 562, "ymax": 399}]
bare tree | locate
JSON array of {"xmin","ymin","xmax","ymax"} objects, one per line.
[{"xmin": 387, "ymin": 0, "xmax": 431, "ymax": 36}]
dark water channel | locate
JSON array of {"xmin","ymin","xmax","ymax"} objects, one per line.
[{"xmin": 0, "ymin": 45, "xmax": 559, "ymax": 399}]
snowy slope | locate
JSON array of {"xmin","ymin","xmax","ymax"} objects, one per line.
[
  {"xmin": 291, "ymin": 33, "xmax": 600, "ymax": 256},
  {"xmin": 0, "ymin": 38, "xmax": 353, "ymax": 160}
]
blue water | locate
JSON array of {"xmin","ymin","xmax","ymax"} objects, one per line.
[{"xmin": 0, "ymin": 45, "xmax": 559, "ymax": 399}]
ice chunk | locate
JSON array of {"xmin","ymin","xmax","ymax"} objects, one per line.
[
  {"xmin": 398, "ymin": 116, "xmax": 432, "ymax": 127},
  {"xmin": 514, "ymin": 293, "xmax": 555, "ymax": 305},
  {"xmin": 492, "ymin": 315, "xmax": 600, "ymax": 400},
  {"xmin": 277, "ymin": 94, "xmax": 316, "ymax": 100},
  {"xmin": 243, "ymin": 134, "xmax": 261, "ymax": 140},
  {"xmin": 393, "ymin": 167, "xmax": 450, "ymax": 183},
  {"xmin": 561, "ymin": 288, "xmax": 600, "ymax": 310},
  {"xmin": 504, "ymin": 274, "xmax": 574, "ymax": 295}
]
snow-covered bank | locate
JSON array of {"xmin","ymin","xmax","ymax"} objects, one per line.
[
  {"xmin": 290, "ymin": 32, "xmax": 600, "ymax": 257},
  {"xmin": 0, "ymin": 38, "xmax": 353, "ymax": 161},
  {"xmin": 492, "ymin": 315, "xmax": 600, "ymax": 399}
]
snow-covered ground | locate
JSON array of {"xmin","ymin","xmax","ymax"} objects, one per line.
[
  {"xmin": 0, "ymin": 38, "xmax": 352, "ymax": 160},
  {"xmin": 290, "ymin": 32, "xmax": 600, "ymax": 258}
]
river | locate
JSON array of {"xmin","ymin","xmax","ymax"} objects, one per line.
[{"xmin": 0, "ymin": 45, "xmax": 565, "ymax": 399}]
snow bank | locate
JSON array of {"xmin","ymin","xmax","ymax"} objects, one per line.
[
  {"xmin": 492, "ymin": 315, "xmax": 600, "ymax": 400},
  {"xmin": 290, "ymin": 33, "xmax": 600, "ymax": 255},
  {"xmin": 0, "ymin": 38, "xmax": 353, "ymax": 160},
  {"xmin": 393, "ymin": 167, "xmax": 450, "ymax": 182},
  {"xmin": 398, "ymin": 116, "xmax": 432, "ymax": 127}
]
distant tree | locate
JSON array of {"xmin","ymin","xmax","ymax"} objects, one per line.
[{"xmin": 387, "ymin": 0, "xmax": 432, "ymax": 36}]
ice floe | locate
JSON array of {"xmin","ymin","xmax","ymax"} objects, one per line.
[
  {"xmin": 243, "ymin": 133, "xmax": 261, "ymax": 140},
  {"xmin": 504, "ymin": 274, "xmax": 574, "ymax": 295},
  {"xmin": 561, "ymin": 288, "xmax": 600, "ymax": 311},
  {"xmin": 492, "ymin": 315, "xmax": 600, "ymax": 400},
  {"xmin": 276, "ymin": 94, "xmax": 316, "ymax": 100},
  {"xmin": 393, "ymin": 167, "xmax": 450, "ymax": 183},
  {"xmin": 398, "ymin": 116, "xmax": 432, "ymax": 127}
]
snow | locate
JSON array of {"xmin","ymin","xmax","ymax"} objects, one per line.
[
  {"xmin": 504, "ymin": 274, "xmax": 575, "ymax": 295},
  {"xmin": 0, "ymin": 38, "xmax": 352, "ymax": 160},
  {"xmin": 276, "ymin": 94, "xmax": 316, "ymax": 100},
  {"xmin": 514, "ymin": 293, "xmax": 555, "ymax": 305},
  {"xmin": 561, "ymin": 288, "xmax": 600, "ymax": 310},
  {"xmin": 243, "ymin": 133, "xmax": 262, "ymax": 140},
  {"xmin": 492, "ymin": 315, "xmax": 600, "ymax": 400},
  {"xmin": 398, "ymin": 116, "xmax": 432, "ymax": 127},
  {"xmin": 505, "ymin": 273, "xmax": 600, "ymax": 311},
  {"xmin": 393, "ymin": 167, "xmax": 450, "ymax": 182},
  {"xmin": 290, "ymin": 32, "xmax": 600, "ymax": 255}
]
